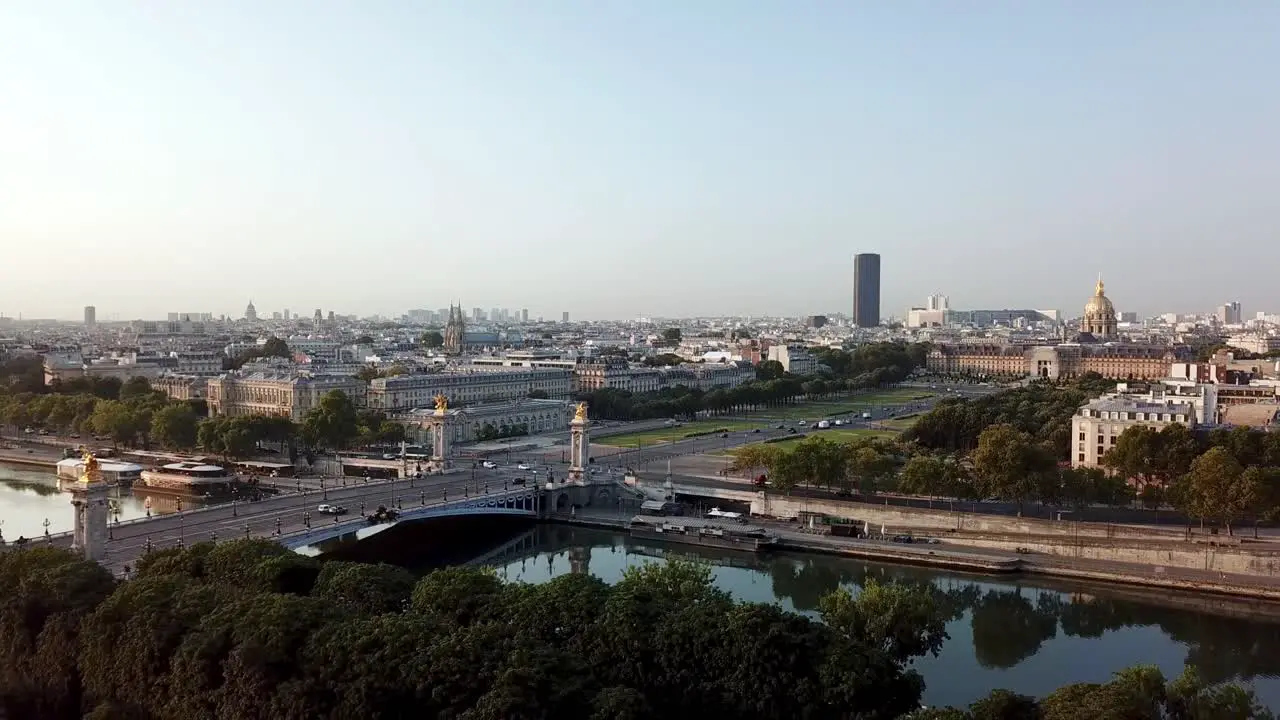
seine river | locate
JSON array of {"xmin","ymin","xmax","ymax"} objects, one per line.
[
  {"xmin": 485, "ymin": 525, "xmax": 1280, "ymax": 710},
  {"xmin": 5, "ymin": 462, "xmax": 1280, "ymax": 710}
]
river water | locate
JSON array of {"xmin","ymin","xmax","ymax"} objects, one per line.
[
  {"xmin": 486, "ymin": 525, "xmax": 1280, "ymax": 710},
  {"xmin": 4, "ymin": 462, "xmax": 1280, "ymax": 710}
]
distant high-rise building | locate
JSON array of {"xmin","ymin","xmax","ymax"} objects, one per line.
[
  {"xmin": 327, "ymin": 310, "xmax": 335, "ymax": 323},
  {"xmin": 562, "ymin": 311, "xmax": 570, "ymax": 323},
  {"xmin": 244, "ymin": 300, "xmax": 258, "ymax": 322},
  {"xmin": 283, "ymin": 309, "xmax": 290, "ymax": 320},
  {"xmin": 521, "ymin": 308, "xmax": 529, "ymax": 322},
  {"xmin": 314, "ymin": 309, "xmax": 323, "ymax": 323},
  {"xmin": 925, "ymin": 294, "xmax": 949, "ymax": 312},
  {"xmin": 852, "ymin": 254, "xmax": 881, "ymax": 328},
  {"xmin": 805, "ymin": 315, "xmax": 828, "ymax": 328},
  {"xmin": 272, "ymin": 311, "xmax": 282, "ymax": 320},
  {"xmin": 472, "ymin": 307, "xmax": 483, "ymax": 322},
  {"xmin": 1218, "ymin": 302, "xmax": 1243, "ymax": 325},
  {"xmin": 83, "ymin": 305, "xmax": 96, "ymax": 327}
]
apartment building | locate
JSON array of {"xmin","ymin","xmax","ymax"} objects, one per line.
[
  {"xmin": 1070, "ymin": 393, "xmax": 1197, "ymax": 469},
  {"xmin": 766, "ymin": 344, "xmax": 819, "ymax": 375}
]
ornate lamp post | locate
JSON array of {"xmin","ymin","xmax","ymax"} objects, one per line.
[{"xmin": 43, "ymin": 518, "xmax": 50, "ymax": 542}]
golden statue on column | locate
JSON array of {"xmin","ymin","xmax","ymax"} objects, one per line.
[
  {"xmin": 433, "ymin": 394, "xmax": 449, "ymax": 415},
  {"xmin": 573, "ymin": 402, "xmax": 588, "ymax": 423}
]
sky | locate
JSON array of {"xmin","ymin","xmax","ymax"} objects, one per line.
[{"xmin": 2, "ymin": 2, "xmax": 1278, "ymax": 322}]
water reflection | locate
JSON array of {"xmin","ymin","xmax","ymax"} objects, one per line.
[
  {"xmin": 0, "ymin": 462, "xmax": 215, "ymax": 538},
  {"xmin": 482, "ymin": 525, "xmax": 1280, "ymax": 709}
]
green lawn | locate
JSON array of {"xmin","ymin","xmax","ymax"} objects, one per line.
[
  {"xmin": 877, "ymin": 414, "xmax": 921, "ymax": 431},
  {"xmin": 715, "ymin": 428, "xmax": 898, "ymax": 455},
  {"xmin": 748, "ymin": 389, "xmax": 935, "ymax": 420},
  {"xmin": 596, "ymin": 420, "xmax": 766, "ymax": 448}
]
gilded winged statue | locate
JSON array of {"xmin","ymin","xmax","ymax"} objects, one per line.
[
  {"xmin": 433, "ymin": 394, "xmax": 449, "ymax": 413},
  {"xmin": 573, "ymin": 402, "xmax": 588, "ymax": 422},
  {"xmin": 81, "ymin": 451, "xmax": 100, "ymax": 482}
]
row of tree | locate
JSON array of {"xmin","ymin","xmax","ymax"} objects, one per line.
[
  {"xmin": 727, "ymin": 432, "xmax": 1138, "ymax": 514},
  {"xmin": 904, "ymin": 373, "xmax": 1117, "ymax": 459},
  {"xmin": 0, "ymin": 541, "xmax": 1266, "ymax": 719},
  {"xmin": 577, "ymin": 342, "xmax": 930, "ymax": 422},
  {"xmin": 0, "ymin": 372, "xmax": 403, "ymax": 460}
]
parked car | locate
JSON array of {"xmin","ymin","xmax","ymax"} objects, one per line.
[
  {"xmin": 516, "ymin": 463, "xmax": 531, "ymax": 470},
  {"xmin": 482, "ymin": 461, "xmax": 497, "ymax": 469},
  {"xmin": 317, "ymin": 504, "xmax": 348, "ymax": 515}
]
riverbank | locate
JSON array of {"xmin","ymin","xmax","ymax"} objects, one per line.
[
  {"xmin": 0, "ymin": 449, "xmax": 57, "ymax": 469},
  {"xmin": 549, "ymin": 511, "xmax": 1280, "ymax": 604}
]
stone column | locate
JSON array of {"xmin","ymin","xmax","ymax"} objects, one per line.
[
  {"xmin": 60, "ymin": 456, "xmax": 111, "ymax": 562},
  {"xmin": 427, "ymin": 406, "xmax": 452, "ymax": 473},
  {"xmin": 567, "ymin": 403, "xmax": 590, "ymax": 482}
]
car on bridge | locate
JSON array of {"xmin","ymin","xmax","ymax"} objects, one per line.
[
  {"xmin": 317, "ymin": 504, "xmax": 348, "ymax": 515},
  {"xmin": 482, "ymin": 461, "xmax": 498, "ymax": 469},
  {"xmin": 516, "ymin": 463, "xmax": 531, "ymax": 470}
]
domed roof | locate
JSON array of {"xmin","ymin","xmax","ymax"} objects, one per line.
[{"xmin": 1084, "ymin": 277, "xmax": 1115, "ymax": 317}]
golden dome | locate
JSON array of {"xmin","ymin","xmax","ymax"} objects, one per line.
[{"xmin": 1084, "ymin": 277, "xmax": 1115, "ymax": 317}]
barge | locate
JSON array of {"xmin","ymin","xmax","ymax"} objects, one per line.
[
  {"xmin": 628, "ymin": 515, "xmax": 778, "ymax": 553},
  {"xmin": 56, "ymin": 457, "xmax": 143, "ymax": 486}
]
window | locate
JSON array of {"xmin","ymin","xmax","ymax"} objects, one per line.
[
  {"xmin": 1078, "ymin": 453, "xmax": 1085, "ymax": 463},
  {"xmin": 1079, "ymin": 432, "xmax": 1085, "ymax": 441}
]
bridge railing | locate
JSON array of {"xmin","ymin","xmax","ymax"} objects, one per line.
[{"xmin": 276, "ymin": 488, "xmax": 543, "ymax": 547}]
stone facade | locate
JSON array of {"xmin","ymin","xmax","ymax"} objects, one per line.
[
  {"xmin": 207, "ymin": 371, "xmax": 366, "ymax": 420},
  {"xmin": 400, "ymin": 398, "xmax": 573, "ymax": 445},
  {"xmin": 928, "ymin": 342, "xmax": 1185, "ymax": 381},
  {"xmin": 1070, "ymin": 394, "xmax": 1196, "ymax": 469},
  {"xmin": 368, "ymin": 367, "xmax": 573, "ymax": 411},
  {"xmin": 152, "ymin": 374, "xmax": 207, "ymax": 401}
]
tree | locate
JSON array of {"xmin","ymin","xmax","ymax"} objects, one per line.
[
  {"xmin": 150, "ymin": 404, "xmax": 200, "ymax": 450},
  {"xmin": 1174, "ymin": 447, "xmax": 1253, "ymax": 535},
  {"xmin": 971, "ymin": 424, "xmax": 1054, "ymax": 514},
  {"xmin": 756, "ymin": 360, "xmax": 786, "ymax": 381},
  {"xmin": 301, "ymin": 390, "xmax": 360, "ymax": 451},
  {"xmin": 898, "ymin": 455, "xmax": 951, "ymax": 506},
  {"xmin": 527, "ymin": 389, "xmax": 549, "ymax": 399},
  {"xmin": 89, "ymin": 400, "xmax": 143, "ymax": 447},
  {"xmin": 261, "ymin": 336, "xmax": 291, "ymax": 358},
  {"xmin": 118, "ymin": 376, "xmax": 153, "ymax": 401},
  {"xmin": 421, "ymin": 330, "xmax": 444, "ymax": 348},
  {"xmin": 355, "ymin": 334, "xmax": 374, "ymax": 345},
  {"xmin": 660, "ymin": 328, "xmax": 682, "ymax": 345},
  {"xmin": 819, "ymin": 580, "xmax": 950, "ymax": 663}
]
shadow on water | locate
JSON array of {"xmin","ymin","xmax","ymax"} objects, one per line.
[{"xmin": 309, "ymin": 520, "xmax": 1280, "ymax": 709}]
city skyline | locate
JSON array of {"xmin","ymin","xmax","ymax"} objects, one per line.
[{"xmin": 3, "ymin": 3, "xmax": 1279, "ymax": 320}]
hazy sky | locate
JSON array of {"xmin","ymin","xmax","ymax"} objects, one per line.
[{"xmin": 2, "ymin": 2, "xmax": 1278, "ymax": 322}]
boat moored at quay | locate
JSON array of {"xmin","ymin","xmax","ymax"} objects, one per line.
[
  {"xmin": 140, "ymin": 461, "xmax": 235, "ymax": 493},
  {"xmin": 55, "ymin": 457, "xmax": 144, "ymax": 485},
  {"xmin": 628, "ymin": 515, "xmax": 778, "ymax": 553}
]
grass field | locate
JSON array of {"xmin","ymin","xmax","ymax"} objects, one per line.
[
  {"xmin": 877, "ymin": 414, "xmax": 921, "ymax": 431},
  {"xmin": 749, "ymin": 389, "xmax": 935, "ymax": 420},
  {"xmin": 596, "ymin": 420, "xmax": 766, "ymax": 448},
  {"xmin": 714, "ymin": 428, "xmax": 898, "ymax": 455}
]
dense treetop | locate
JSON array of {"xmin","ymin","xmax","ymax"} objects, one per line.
[{"xmin": 0, "ymin": 542, "xmax": 1269, "ymax": 719}]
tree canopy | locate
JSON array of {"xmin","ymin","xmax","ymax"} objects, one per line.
[{"xmin": 1, "ymin": 543, "xmax": 1268, "ymax": 720}]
